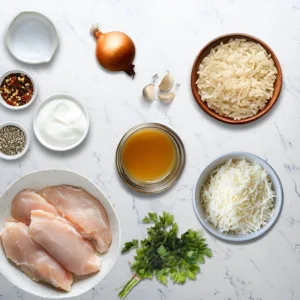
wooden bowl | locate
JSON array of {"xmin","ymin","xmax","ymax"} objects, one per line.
[{"xmin": 191, "ymin": 33, "xmax": 283, "ymax": 125}]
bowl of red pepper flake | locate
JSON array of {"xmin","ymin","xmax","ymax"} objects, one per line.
[{"xmin": 0, "ymin": 69, "xmax": 37, "ymax": 110}]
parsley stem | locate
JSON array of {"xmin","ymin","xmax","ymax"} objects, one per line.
[{"xmin": 118, "ymin": 275, "xmax": 141, "ymax": 299}]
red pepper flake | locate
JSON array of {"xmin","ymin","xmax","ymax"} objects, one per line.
[{"xmin": 0, "ymin": 73, "xmax": 34, "ymax": 107}]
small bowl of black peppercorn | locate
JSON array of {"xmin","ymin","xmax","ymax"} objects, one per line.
[
  {"xmin": 0, "ymin": 122, "xmax": 30, "ymax": 160},
  {"xmin": 0, "ymin": 69, "xmax": 37, "ymax": 110}
]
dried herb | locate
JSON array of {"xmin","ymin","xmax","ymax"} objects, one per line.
[{"xmin": 0, "ymin": 126, "xmax": 26, "ymax": 156}]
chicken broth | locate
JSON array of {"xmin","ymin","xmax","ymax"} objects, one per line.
[{"xmin": 121, "ymin": 128, "xmax": 177, "ymax": 182}]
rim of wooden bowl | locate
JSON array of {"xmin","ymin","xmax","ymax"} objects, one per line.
[{"xmin": 191, "ymin": 33, "xmax": 283, "ymax": 125}]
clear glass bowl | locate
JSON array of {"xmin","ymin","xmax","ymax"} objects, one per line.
[{"xmin": 116, "ymin": 123, "xmax": 186, "ymax": 194}]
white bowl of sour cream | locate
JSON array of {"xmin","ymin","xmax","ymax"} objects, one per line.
[{"xmin": 33, "ymin": 94, "xmax": 89, "ymax": 151}]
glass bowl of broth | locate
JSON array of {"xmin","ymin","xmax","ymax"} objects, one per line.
[{"xmin": 116, "ymin": 123, "xmax": 186, "ymax": 194}]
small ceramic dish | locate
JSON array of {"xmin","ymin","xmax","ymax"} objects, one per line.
[
  {"xmin": 0, "ymin": 169, "xmax": 121, "ymax": 298},
  {"xmin": 116, "ymin": 123, "xmax": 186, "ymax": 194},
  {"xmin": 0, "ymin": 121, "xmax": 30, "ymax": 160},
  {"xmin": 33, "ymin": 94, "xmax": 89, "ymax": 151},
  {"xmin": 191, "ymin": 33, "xmax": 283, "ymax": 124},
  {"xmin": 193, "ymin": 152, "xmax": 283, "ymax": 243},
  {"xmin": 0, "ymin": 69, "xmax": 37, "ymax": 110},
  {"xmin": 5, "ymin": 11, "xmax": 58, "ymax": 64}
]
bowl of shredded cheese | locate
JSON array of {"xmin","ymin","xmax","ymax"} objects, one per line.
[
  {"xmin": 193, "ymin": 152, "xmax": 283, "ymax": 242},
  {"xmin": 191, "ymin": 34, "xmax": 282, "ymax": 124}
]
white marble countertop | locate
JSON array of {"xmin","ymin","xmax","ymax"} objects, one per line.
[{"xmin": 0, "ymin": 0, "xmax": 300, "ymax": 299}]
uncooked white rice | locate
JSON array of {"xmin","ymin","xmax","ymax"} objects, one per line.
[{"xmin": 196, "ymin": 39, "xmax": 277, "ymax": 120}]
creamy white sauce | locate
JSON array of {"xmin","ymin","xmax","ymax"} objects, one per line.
[{"xmin": 36, "ymin": 99, "xmax": 87, "ymax": 148}]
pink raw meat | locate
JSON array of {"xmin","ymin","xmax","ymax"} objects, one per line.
[
  {"xmin": 1, "ymin": 222, "xmax": 73, "ymax": 291},
  {"xmin": 11, "ymin": 190, "xmax": 59, "ymax": 225},
  {"xmin": 29, "ymin": 210, "xmax": 100, "ymax": 276},
  {"xmin": 40, "ymin": 185, "xmax": 111, "ymax": 253}
]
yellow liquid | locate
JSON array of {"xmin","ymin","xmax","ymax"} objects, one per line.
[{"xmin": 121, "ymin": 128, "xmax": 177, "ymax": 182}]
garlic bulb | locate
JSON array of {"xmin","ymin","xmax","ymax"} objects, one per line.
[
  {"xmin": 143, "ymin": 84, "xmax": 155, "ymax": 101},
  {"xmin": 159, "ymin": 72, "xmax": 174, "ymax": 92},
  {"xmin": 159, "ymin": 93, "xmax": 175, "ymax": 104}
]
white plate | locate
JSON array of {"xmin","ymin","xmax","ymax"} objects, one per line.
[
  {"xmin": 0, "ymin": 69, "xmax": 37, "ymax": 110},
  {"xmin": 0, "ymin": 170, "xmax": 121, "ymax": 298},
  {"xmin": 0, "ymin": 121, "xmax": 30, "ymax": 160},
  {"xmin": 5, "ymin": 11, "xmax": 58, "ymax": 64},
  {"xmin": 193, "ymin": 152, "xmax": 283, "ymax": 243},
  {"xmin": 33, "ymin": 94, "xmax": 90, "ymax": 151}
]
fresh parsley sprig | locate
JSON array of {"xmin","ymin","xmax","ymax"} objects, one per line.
[{"xmin": 119, "ymin": 212, "xmax": 212, "ymax": 299}]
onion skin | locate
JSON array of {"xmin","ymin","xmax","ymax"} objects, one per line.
[{"xmin": 91, "ymin": 27, "xmax": 136, "ymax": 78}]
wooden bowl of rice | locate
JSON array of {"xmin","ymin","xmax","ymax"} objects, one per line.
[{"xmin": 191, "ymin": 33, "xmax": 282, "ymax": 124}]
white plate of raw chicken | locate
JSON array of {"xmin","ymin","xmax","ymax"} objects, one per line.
[{"xmin": 0, "ymin": 170, "xmax": 120, "ymax": 298}]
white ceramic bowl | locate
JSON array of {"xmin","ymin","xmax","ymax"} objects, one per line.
[
  {"xmin": 33, "ymin": 94, "xmax": 90, "ymax": 151},
  {"xmin": 0, "ymin": 69, "xmax": 37, "ymax": 110},
  {"xmin": 0, "ymin": 121, "xmax": 30, "ymax": 160},
  {"xmin": 5, "ymin": 11, "xmax": 58, "ymax": 64},
  {"xmin": 0, "ymin": 170, "xmax": 121, "ymax": 298},
  {"xmin": 193, "ymin": 152, "xmax": 283, "ymax": 243}
]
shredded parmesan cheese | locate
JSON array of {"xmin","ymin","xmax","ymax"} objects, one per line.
[
  {"xmin": 201, "ymin": 159, "xmax": 275, "ymax": 234},
  {"xmin": 196, "ymin": 39, "xmax": 277, "ymax": 120}
]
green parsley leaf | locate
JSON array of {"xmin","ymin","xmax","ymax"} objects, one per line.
[
  {"xmin": 118, "ymin": 212, "xmax": 212, "ymax": 299},
  {"xmin": 143, "ymin": 212, "xmax": 158, "ymax": 223},
  {"xmin": 121, "ymin": 239, "xmax": 139, "ymax": 254},
  {"xmin": 204, "ymin": 248, "xmax": 213, "ymax": 257}
]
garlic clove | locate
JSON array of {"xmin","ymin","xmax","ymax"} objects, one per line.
[
  {"xmin": 159, "ymin": 92, "xmax": 175, "ymax": 104},
  {"xmin": 159, "ymin": 72, "xmax": 174, "ymax": 92},
  {"xmin": 143, "ymin": 84, "xmax": 155, "ymax": 101}
]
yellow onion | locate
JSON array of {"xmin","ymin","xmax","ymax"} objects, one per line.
[{"xmin": 91, "ymin": 26, "xmax": 136, "ymax": 78}]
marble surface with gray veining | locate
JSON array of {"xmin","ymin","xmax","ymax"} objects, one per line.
[{"xmin": 0, "ymin": 0, "xmax": 300, "ymax": 299}]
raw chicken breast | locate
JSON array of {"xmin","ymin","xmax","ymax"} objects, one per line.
[
  {"xmin": 40, "ymin": 185, "xmax": 111, "ymax": 253},
  {"xmin": 29, "ymin": 210, "xmax": 100, "ymax": 276},
  {"xmin": 11, "ymin": 190, "xmax": 59, "ymax": 225},
  {"xmin": 1, "ymin": 222, "xmax": 73, "ymax": 291}
]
